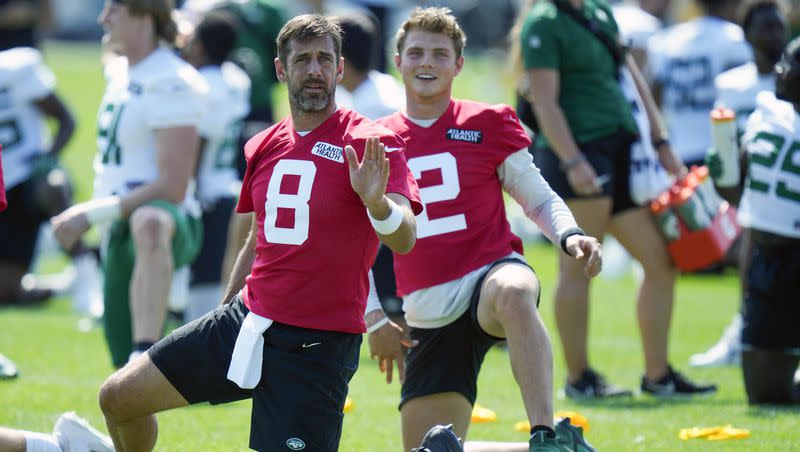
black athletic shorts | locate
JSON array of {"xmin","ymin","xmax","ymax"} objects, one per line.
[
  {"xmin": 190, "ymin": 197, "xmax": 236, "ymax": 285},
  {"xmin": 400, "ymin": 258, "xmax": 536, "ymax": 408},
  {"xmin": 0, "ymin": 179, "xmax": 47, "ymax": 267},
  {"xmin": 533, "ymin": 129, "xmax": 638, "ymax": 215},
  {"xmin": 741, "ymin": 231, "xmax": 800, "ymax": 351},
  {"xmin": 149, "ymin": 294, "xmax": 361, "ymax": 451}
]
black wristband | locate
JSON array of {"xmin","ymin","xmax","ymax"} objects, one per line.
[{"xmin": 560, "ymin": 227, "xmax": 586, "ymax": 256}]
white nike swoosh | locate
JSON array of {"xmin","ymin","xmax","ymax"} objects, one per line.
[
  {"xmin": 385, "ymin": 147, "xmax": 402, "ymax": 153},
  {"xmin": 302, "ymin": 342, "xmax": 322, "ymax": 348}
]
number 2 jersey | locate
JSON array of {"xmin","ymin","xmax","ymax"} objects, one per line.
[
  {"xmin": 93, "ymin": 48, "xmax": 208, "ymax": 206},
  {"xmin": 0, "ymin": 47, "xmax": 56, "ymax": 190},
  {"xmin": 739, "ymin": 91, "xmax": 800, "ymax": 239},
  {"xmin": 236, "ymin": 107, "xmax": 422, "ymax": 334},
  {"xmin": 378, "ymin": 99, "xmax": 533, "ymax": 296}
]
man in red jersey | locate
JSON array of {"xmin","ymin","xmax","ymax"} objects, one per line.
[
  {"xmin": 96, "ymin": 14, "xmax": 421, "ymax": 452},
  {"xmin": 374, "ymin": 8, "xmax": 601, "ymax": 452}
]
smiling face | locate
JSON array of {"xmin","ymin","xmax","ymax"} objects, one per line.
[
  {"xmin": 276, "ymin": 35, "xmax": 343, "ymax": 114},
  {"xmin": 395, "ymin": 29, "xmax": 463, "ymax": 102}
]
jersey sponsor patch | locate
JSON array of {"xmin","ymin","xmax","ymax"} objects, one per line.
[
  {"xmin": 310, "ymin": 141, "xmax": 344, "ymax": 163},
  {"xmin": 446, "ymin": 128, "xmax": 482, "ymax": 143}
]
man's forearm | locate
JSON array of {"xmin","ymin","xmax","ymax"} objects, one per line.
[{"xmin": 221, "ymin": 238, "xmax": 256, "ymax": 304}]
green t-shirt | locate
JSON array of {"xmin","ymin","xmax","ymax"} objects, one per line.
[
  {"xmin": 521, "ymin": 0, "xmax": 637, "ymax": 148},
  {"xmin": 217, "ymin": 0, "xmax": 286, "ymax": 115}
]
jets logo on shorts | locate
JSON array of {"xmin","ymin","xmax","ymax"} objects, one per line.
[
  {"xmin": 286, "ymin": 437, "xmax": 306, "ymax": 450},
  {"xmin": 311, "ymin": 141, "xmax": 344, "ymax": 163}
]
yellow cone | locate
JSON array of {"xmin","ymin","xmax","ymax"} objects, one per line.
[
  {"xmin": 679, "ymin": 425, "xmax": 750, "ymax": 441},
  {"xmin": 343, "ymin": 396, "xmax": 354, "ymax": 413},
  {"xmin": 555, "ymin": 410, "xmax": 590, "ymax": 432},
  {"xmin": 471, "ymin": 403, "xmax": 497, "ymax": 423}
]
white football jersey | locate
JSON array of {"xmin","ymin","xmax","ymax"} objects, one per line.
[
  {"xmin": 195, "ymin": 62, "xmax": 250, "ymax": 205},
  {"xmin": 648, "ymin": 17, "xmax": 752, "ymax": 163},
  {"xmin": 612, "ymin": 3, "xmax": 662, "ymax": 51},
  {"xmin": 739, "ymin": 91, "xmax": 800, "ymax": 238},
  {"xmin": 335, "ymin": 70, "xmax": 405, "ymax": 120},
  {"xmin": 94, "ymin": 48, "xmax": 208, "ymax": 207},
  {"xmin": 715, "ymin": 62, "xmax": 775, "ymax": 133},
  {"xmin": 0, "ymin": 47, "xmax": 56, "ymax": 189}
]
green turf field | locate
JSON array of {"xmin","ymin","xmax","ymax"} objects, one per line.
[{"xmin": 1, "ymin": 41, "xmax": 798, "ymax": 451}]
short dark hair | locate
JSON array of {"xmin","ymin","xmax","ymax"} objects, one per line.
[
  {"xmin": 194, "ymin": 12, "xmax": 237, "ymax": 65},
  {"xmin": 738, "ymin": 0, "xmax": 785, "ymax": 32},
  {"xmin": 276, "ymin": 14, "xmax": 342, "ymax": 64},
  {"xmin": 395, "ymin": 7, "xmax": 466, "ymax": 59},
  {"xmin": 336, "ymin": 12, "xmax": 377, "ymax": 73}
]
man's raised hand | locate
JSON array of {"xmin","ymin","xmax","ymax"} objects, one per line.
[{"xmin": 344, "ymin": 136, "xmax": 390, "ymax": 211}]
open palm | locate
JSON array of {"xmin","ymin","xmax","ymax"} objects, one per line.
[{"xmin": 344, "ymin": 136, "xmax": 390, "ymax": 207}]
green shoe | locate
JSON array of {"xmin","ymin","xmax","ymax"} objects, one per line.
[
  {"xmin": 555, "ymin": 417, "xmax": 596, "ymax": 452},
  {"xmin": 528, "ymin": 430, "xmax": 563, "ymax": 452}
]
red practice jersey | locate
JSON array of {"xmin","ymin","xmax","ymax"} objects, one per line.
[
  {"xmin": 237, "ymin": 108, "xmax": 422, "ymax": 333},
  {"xmin": 378, "ymin": 99, "xmax": 531, "ymax": 295}
]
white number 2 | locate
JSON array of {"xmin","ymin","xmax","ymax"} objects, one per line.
[
  {"xmin": 407, "ymin": 152, "xmax": 466, "ymax": 238},
  {"xmin": 264, "ymin": 159, "xmax": 317, "ymax": 245}
]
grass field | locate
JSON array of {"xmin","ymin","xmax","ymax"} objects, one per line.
[{"xmin": 1, "ymin": 41, "xmax": 798, "ymax": 451}]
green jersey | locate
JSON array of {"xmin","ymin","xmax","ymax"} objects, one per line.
[
  {"xmin": 521, "ymin": 0, "xmax": 637, "ymax": 148},
  {"xmin": 216, "ymin": 0, "xmax": 286, "ymax": 115}
]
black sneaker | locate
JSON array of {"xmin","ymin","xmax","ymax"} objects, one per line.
[
  {"xmin": 412, "ymin": 424, "xmax": 463, "ymax": 452},
  {"xmin": 641, "ymin": 366, "xmax": 717, "ymax": 397},
  {"xmin": 565, "ymin": 369, "xmax": 633, "ymax": 399}
]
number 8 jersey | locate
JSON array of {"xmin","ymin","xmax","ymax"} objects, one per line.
[
  {"xmin": 236, "ymin": 108, "xmax": 422, "ymax": 334},
  {"xmin": 378, "ymin": 99, "xmax": 532, "ymax": 296},
  {"xmin": 739, "ymin": 91, "xmax": 800, "ymax": 239}
]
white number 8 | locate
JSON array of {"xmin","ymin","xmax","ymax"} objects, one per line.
[
  {"xmin": 408, "ymin": 152, "xmax": 466, "ymax": 238},
  {"xmin": 264, "ymin": 159, "xmax": 317, "ymax": 245}
]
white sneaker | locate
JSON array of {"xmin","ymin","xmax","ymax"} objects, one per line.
[
  {"xmin": 52, "ymin": 412, "xmax": 114, "ymax": 452},
  {"xmin": 689, "ymin": 314, "xmax": 742, "ymax": 367}
]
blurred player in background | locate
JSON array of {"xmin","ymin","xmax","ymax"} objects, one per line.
[
  {"xmin": 181, "ymin": 11, "xmax": 251, "ymax": 322},
  {"xmin": 648, "ymin": 0, "xmax": 751, "ymax": 167},
  {"xmin": 51, "ymin": 0, "xmax": 207, "ymax": 368},
  {"xmin": 0, "ymin": 47, "xmax": 77, "ymax": 305},
  {"xmin": 706, "ymin": 36, "xmax": 800, "ymax": 404},
  {"xmin": 690, "ymin": 0, "xmax": 789, "ymax": 368}
]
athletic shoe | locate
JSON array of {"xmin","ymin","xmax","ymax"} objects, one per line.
[
  {"xmin": 565, "ymin": 369, "xmax": 632, "ymax": 399},
  {"xmin": 641, "ymin": 366, "xmax": 717, "ymax": 397},
  {"xmin": 554, "ymin": 417, "xmax": 596, "ymax": 452},
  {"xmin": 412, "ymin": 424, "xmax": 463, "ymax": 452},
  {"xmin": 528, "ymin": 429, "xmax": 562, "ymax": 451},
  {"xmin": 689, "ymin": 314, "xmax": 741, "ymax": 367},
  {"xmin": 52, "ymin": 411, "xmax": 114, "ymax": 452},
  {"xmin": 0, "ymin": 353, "xmax": 19, "ymax": 379}
]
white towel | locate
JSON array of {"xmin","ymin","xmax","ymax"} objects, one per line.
[{"xmin": 227, "ymin": 311, "xmax": 273, "ymax": 389}]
